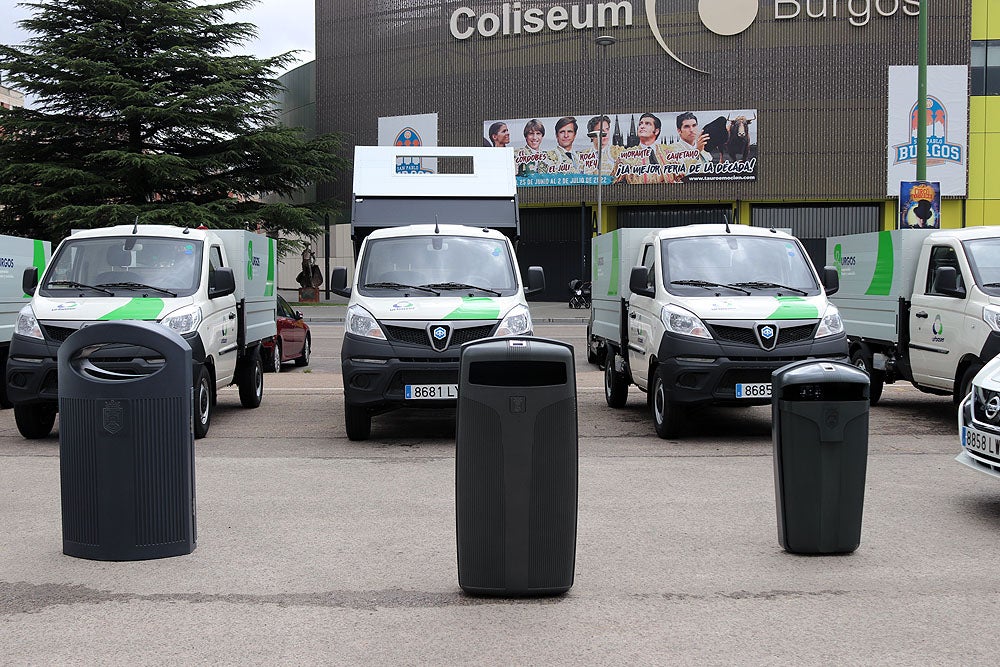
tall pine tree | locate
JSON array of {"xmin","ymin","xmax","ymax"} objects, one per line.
[{"xmin": 0, "ymin": 0, "xmax": 346, "ymax": 242}]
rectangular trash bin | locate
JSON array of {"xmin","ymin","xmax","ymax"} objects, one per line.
[
  {"xmin": 772, "ymin": 360, "xmax": 870, "ymax": 555},
  {"xmin": 58, "ymin": 320, "xmax": 196, "ymax": 560},
  {"xmin": 455, "ymin": 337, "xmax": 578, "ymax": 596}
]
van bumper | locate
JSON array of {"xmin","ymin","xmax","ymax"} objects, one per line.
[{"xmin": 655, "ymin": 331, "xmax": 849, "ymax": 407}]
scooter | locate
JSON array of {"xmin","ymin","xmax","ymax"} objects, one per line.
[{"xmin": 568, "ymin": 279, "xmax": 592, "ymax": 309}]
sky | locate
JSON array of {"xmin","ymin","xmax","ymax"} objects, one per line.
[{"xmin": 1, "ymin": 0, "xmax": 316, "ymax": 102}]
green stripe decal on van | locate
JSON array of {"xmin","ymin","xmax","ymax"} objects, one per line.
[
  {"xmin": 97, "ymin": 298, "xmax": 166, "ymax": 321},
  {"xmin": 767, "ymin": 297, "xmax": 819, "ymax": 319},
  {"xmin": 865, "ymin": 230, "xmax": 894, "ymax": 295},
  {"xmin": 443, "ymin": 298, "xmax": 501, "ymax": 320},
  {"xmin": 266, "ymin": 237, "xmax": 275, "ymax": 296}
]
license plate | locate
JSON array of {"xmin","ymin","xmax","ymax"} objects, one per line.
[
  {"xmin": 735, "ymin": 382, "xmax": 771, "ymax": 399},
  {"xmin": 962, "ymin": 424, "xmax": 1000, "ymax": 458},
  {"xmin": 405, "ymin": 384, "xmax": 458, "ymax": 400}
]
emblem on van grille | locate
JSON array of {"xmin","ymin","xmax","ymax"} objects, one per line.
[
  {"xmin": 428, "ymin": 324, "xmax": 452, "ymax": 352},
  {"xmin": 755, "ymin": 323, "xmax": 778, "ymax": 351}
]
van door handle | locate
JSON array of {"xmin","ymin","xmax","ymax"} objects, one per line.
[
  {"xmin": 229, "ymin": 312, "xmax": 237, "ymax": 320},
  {"xmin": 629, "ymin": 313, "xmax": 636, "ymax": 319},
  {"xmin": 915, "ymin": 311, "xmax": 928, "ymax": 319}
]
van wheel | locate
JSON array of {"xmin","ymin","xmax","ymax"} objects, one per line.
[
  {"xmin": 193, "ymin": 366, "xmax": 213, "ymax": 440},
  {"xmin": 0, "ymin": 351, "xmax": 11, "ymax": 408},
  {"xmin": 850, "ymin": 349, "xmax": 884, "ymax": 406},
  {"xmin": 651, "ymin": 367, "xmax": 683, "ymax": 439},
  {"xmin": 14, "ymin": 403, "xmax": 57, "ymax": 439},
  {"xmin": 345, "ymin": 404, "xmax": 371, "ymax": 441},
  {"xmin": 604, "ymin": 355, "xmax": 628, "ymax": 408},
  {"xmin": 956, "ymin": 363, "xmax": 983, "ymax": 405},
  {"xmin": 238, "ymin": 349, "xmax": 264, "ymax": 409}
]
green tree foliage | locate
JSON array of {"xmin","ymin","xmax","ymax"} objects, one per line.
[{"xmin": 0, "ymin": 0, "xmax": 347, "ymax": 243}]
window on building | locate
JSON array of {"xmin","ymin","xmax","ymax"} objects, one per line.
[{"xmin": 971, "ymin": 40, "xmax": 1000, "ymax": 96}]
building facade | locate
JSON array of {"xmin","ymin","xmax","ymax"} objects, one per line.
[{"xmin": 307, "ymin": 1, "xmax": 986, "ymax": 301}]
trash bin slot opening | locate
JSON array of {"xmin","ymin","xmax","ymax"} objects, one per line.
[
  {"xmin": 780, "ymin": 382, "xmax": 868, "ymax": 401},
  {"xmin": 70, "ymin": 343, "xmax": 166, "ymax": 381},
  {"xmin": 467, "ymin": 360, "xmax": 567, "ymax": 387}
]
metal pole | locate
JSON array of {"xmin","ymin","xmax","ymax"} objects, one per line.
[
  {"xmin": 916, "ymin": 0, "xmax": 928, "ymax": 181},
  {"xmin": 324, "ymin": 212, "xmax": 331, "ymax": 301},
  {"xmin": 595, "ymin": 35, "xmax": 615, "ymax": 235}
]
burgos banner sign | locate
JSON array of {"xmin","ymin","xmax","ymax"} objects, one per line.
[{"xmin": 451, "ymin": 1, "xmax": 920, "ymax": 73}]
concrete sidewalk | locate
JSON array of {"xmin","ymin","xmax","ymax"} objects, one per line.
[{"xmin": 291, "ymin": 300, "xmax": 591, "ymax": 324}]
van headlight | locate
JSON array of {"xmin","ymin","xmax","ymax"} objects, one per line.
[
  {"xmin": 815, "ymin": 304, "xmax": 845, "ymax": 338},
  {"xmin": 496, "ymin": 304, "xmax": 532, "ymax": 336},
  {"xmin": 346, "ymin": 304, "xmax": 386, "ymax": 339},
  {"xmin": 661, "ymin": 304, "xmax": 711, "ymax": 339},
  {"xmin": 15, "ymin": 305, "xmax": 43, "ymax": 339},
  {"xmin": 983, "ymin": 305, "xmax": 1000, "ymax": 332},
  {"xmin": 161, "ymin": 305, "xmax": 202, "ymax": 335}
]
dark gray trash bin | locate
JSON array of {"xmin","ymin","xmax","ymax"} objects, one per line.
[
  {"xmin": 456, "ymin": 337, "xmax": 577, "ymax": 596},
  {"xmin": 58, "ymin": 321, "xmax": 196, "ymax": 561},
  {"xmin": 772, "ymin": 360, "xmax": 870, "ymax": 555}
]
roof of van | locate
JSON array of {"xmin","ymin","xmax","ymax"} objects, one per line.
[
  {"xmin": 651, "ymin": 224, "xmax": 797, "ymax": 240},
  {"xmin": 363, "ymin": 224, "xmax": 508, "ymax": 241}
]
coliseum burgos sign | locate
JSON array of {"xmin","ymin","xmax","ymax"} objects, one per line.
[{"xmin": 449, "ymin": 1, "xmax": 921, "ymax": 42}]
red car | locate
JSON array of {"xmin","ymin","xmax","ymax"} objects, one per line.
[{"xmin": 263, "ymin": 295, "xmax": 311, "ymax": 372}]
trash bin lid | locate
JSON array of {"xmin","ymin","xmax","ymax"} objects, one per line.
[{"xmin": 771, "ymin": 359, "xmax": 869, "ymax": 390}]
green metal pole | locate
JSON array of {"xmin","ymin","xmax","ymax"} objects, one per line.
[{"xmin": 916, "ymin": 0, "xmax": 928, "ymax": 181}]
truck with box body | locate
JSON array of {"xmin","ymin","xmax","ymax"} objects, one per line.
[
  {"xmin": 1, "ymin": 235, "xmax": 51, "ymax": 409},
  {"xmin": 6, "ymin": 224, "xmax": 276, "ymax": 439},
  {"xmin": 827, "ymin": 228, "xmax": 1000, "ymax": 405},
  {"xmin": 330, "ymin": 146, "xmax": 545, "ymax": 441},
  {"xmin": 587, "ymin": 224, "xmax": 848, "ymax": 437}
]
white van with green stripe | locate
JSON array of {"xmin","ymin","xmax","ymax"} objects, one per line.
[
  {"xmin": 1, "ymin": 235, "xmax": 51, "ymax": 410},
  {"xmin": 829, "ymin": 227, "xmax": 1000, "ymax": 406},
  {"xmin": 7, "ymin": 225, "xmax": 276, "ymax": 440},
  {"xmin": 589, "ymin": 224, "xmax": 848, "ymax": 438}
]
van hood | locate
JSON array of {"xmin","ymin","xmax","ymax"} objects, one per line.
[
  {"xmin": 680, "ymin": 295, "xmax": 829, "ymax": 320},
  {"xmin": 354, "ymin": 295, "xmax": 523, "ymax": 321},
  {"xmin": 31, "ymin": 295, "xmax": 193, "ymax": 322}
]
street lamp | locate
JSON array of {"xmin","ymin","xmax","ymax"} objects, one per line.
[{"xmin": 589, "ymin": 34, "xmax": 615, "ymax": 235}]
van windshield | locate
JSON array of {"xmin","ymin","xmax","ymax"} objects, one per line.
[
  {"xmin": 40, "ymin": 237, "xmax": 204, "ymax": 298},
  {"xmin": 358, "ymin": 235, "xmax": 518, "ymax": 296},
  {"xmin": 661, "ymin": 235, "xmax": 820, "ymax": 296},
  {"xmin": 964, "ymin": 238, "xmax": 1000, "ymax": 296}
]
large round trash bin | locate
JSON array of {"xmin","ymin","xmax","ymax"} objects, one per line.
[
  {"xmin": 455, "ymin": 337, "xmax": 578, "ymax": 596},
  {"xmin": 772, "ymin": 360, "xmax": 870, "ymax": 555},
  {"xmin": 58, "ymin": 321, "xmax": 196, "ymax": 561}
]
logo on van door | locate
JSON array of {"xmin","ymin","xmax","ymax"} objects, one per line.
[{"xmin": 932, "ymin": 314, "xmax": 944, "ymax": 342}]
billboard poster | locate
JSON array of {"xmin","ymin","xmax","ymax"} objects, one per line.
[
  {"xmin": 887, "ymin": 65, "xmax": 968, "ymax": 197},
  {"xmin": 483, "ymin": 110, "xmax": 758, "ymax": 187},
  {"xmin": 378, "ymin": 113, "xmax": 438, "ymax": 173},
  {"xmin": 899, "ymin": 181, "xmax": 941, "ymax": 229}
]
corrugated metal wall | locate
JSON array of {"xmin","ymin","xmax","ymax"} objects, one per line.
[
  {"xmin": 617, "ymin": 205, "xmax": 732, "ymax": 228},
  {"xmin": 316, "ymin": 1, "xmax": 971, "ymax": 205},
  {"xmin": 750, "ymin": 204, "xmax": 881, "ymax": 237}
]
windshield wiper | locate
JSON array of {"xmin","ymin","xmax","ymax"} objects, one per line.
[
  {"xmin": 983, "ymin": 282, "xmax": 1000, "ymax": 288},
  {"xmin": 46, "ymin": 280, "xmax": 114, "ymax": 295},
  {"xmin": 363, "ymin": 281, "xmax": 440, "ymax": 295},
  {"xmin": 97, "ymin": 282, "xmax": 177, "ymax": 297},
  {"xmin": 671, "ymin": 280, "xmax": 750, "ymax": 295},
  {"xmin": 421, "ymin": 282, "xmax": 501, "ymax": 297},
  {"xmin": 730, "ymin": 281, "xmax": 809, "ymax": 296}
]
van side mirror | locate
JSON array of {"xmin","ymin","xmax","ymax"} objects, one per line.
[
  {"xmin": 932, "ymin": 266, "xmax": 965, "ymax": 298},
  {"xmin": 524, "ymin": 266, "xmax": 545, "ymax": 296},
  {"xmin": 330, "ymin": 266, "xmax": 351, "ymax": 298},
  {"xmin": 209, "ymin": 267, "xmax": 236, "ymax": 299},
  {"xmin": 822, "ymin": 266, "xmax": 839, "ymax": 296},
  {"xmin": 629, "ymin": 266, "xmax": 654, "ymax": 298},
  {"xmin": 22, "ymin": 267, "xmax": 38, "ymax": 295}
]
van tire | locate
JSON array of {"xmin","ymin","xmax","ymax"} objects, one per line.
[
  {"xmin": 194, "ymin": 366, "xmax": 213, "ymax": 440},
  {"xmin": 850, "ymin": 349, "xmax": 884, "ymax": 406},
  {"xmin": 651, "ymin": 366, "xmax": 683, "ymax": 439},
  {"xmin": 14, "ymin": 403, "xmax": 57, "ymax": 439},
  {"xmin": 0, "ymin": 351, "xmax": 11, "ymax": 409},
  {"xmin": 238, "ymin": 348, "xmax": 264, "ymax": 409},
  {"xmin": 604, "ymin": 355, "xmax": 628, "ymax": 408},
  {"xmin": 956, "ymin": 363, "xmax": 983, "ymax": 405},
  {"xmin": 345, "ymin": 404, "xmax": 372, "ymax": 441}
]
